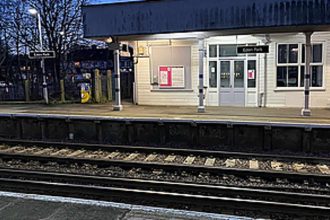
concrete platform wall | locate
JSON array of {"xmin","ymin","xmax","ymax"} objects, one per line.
[{"xmin": 0, "ymin": 115, "xmax": 329, "ymax": 155}]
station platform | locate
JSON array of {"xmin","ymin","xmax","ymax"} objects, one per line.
[
  {"xmin": 0, "ymin": 191, "xmax": 250, "ymax": 220},
  {"xmin": 0, "ymin": 103, "xmax": 330, "ymax": 125}
]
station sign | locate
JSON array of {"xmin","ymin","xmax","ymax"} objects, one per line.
[
  {"xmin": 28, "ymin": 51, "xmax": 56, "ymax": 59},
  {"xmin": 237, "ymin": 45, "xmax": 269, "ymax": 54}
]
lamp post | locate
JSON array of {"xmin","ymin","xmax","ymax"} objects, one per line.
[{"xmin": 28, "ymin": 8, "xmax": 49, "ymax": 104}]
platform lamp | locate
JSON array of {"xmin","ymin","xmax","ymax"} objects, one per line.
[
  {"xmin": 28, "ymin": 8, "xmax": 49, "ymax": 104},
  {"xmin": 106, "ymin": 36, "xmax": 122, "ymax": 111}
]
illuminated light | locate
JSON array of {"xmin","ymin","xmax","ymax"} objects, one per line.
[
  {"xmin": 138, "ymin": 46, "xmax": 145, "ymax": 55},
  {"xmin": 105, "ymin": 37, "xmax": 113, "ymax": 43},
  {"xmin": 28, "ymin": 8, "xmax": 38, "ymax": 15}
]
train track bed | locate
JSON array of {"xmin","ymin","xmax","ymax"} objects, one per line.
[{"xmin": 0, "ymin": 139, "xmax": 330, "ymax": 176}]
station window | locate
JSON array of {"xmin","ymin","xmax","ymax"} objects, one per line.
[
  {"xmin": 247, "ymin": 60, "xmax": 257, "ymax": 88},
  {"xmin": 209, "ymin": 61, "xmax": 217, "ymax": 88},
  {"xmin": 150, "ymin": 45, "xmax": 191, "ymax": 89},
  {"xmin": 219, "ymin": 44, "xmax": 245, "ymax": 57},
  {"xmin": 276, "ymin": 43, "xmax": 323, "ymax": 88},
  {"xmin": 209, "ymin": 45, "xmax": 217, "ymax": 58}
]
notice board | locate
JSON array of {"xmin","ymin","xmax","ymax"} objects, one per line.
[{"xmin": 159, "ymin": 65, "xmax": 185, "ymax": 88}]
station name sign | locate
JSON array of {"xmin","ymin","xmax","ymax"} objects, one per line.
[
  {"xmin": 28, "ymin": 51, "xmax": 56, "ymax": 59},
  {"xmin": 237, "ymin": 45, "xmax": 269, "ymax": 54}
]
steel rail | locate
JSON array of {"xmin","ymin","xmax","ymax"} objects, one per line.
[
  {"xmin": 0, "ymin": 168, "xmax": 329, "ymax": 205},
  {"xmin": 0, "ymin": 168, "xmax": 329, "ymax": 217}
]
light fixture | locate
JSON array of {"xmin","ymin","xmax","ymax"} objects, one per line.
[
  {"xmin": 105, "ymin": 37, "xmax": 113, "ymax": 44},
  {"xmin": 28, "ymin": 8, "xmax": 38, "ymax": 15},
  {"xmin": 59, "ymin": 31, "xmax": 65, "ymax": 36}
]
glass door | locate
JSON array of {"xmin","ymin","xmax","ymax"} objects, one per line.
[{"xmin": 219, "ymin": 60, "xmax": 245, "ymax": 106}]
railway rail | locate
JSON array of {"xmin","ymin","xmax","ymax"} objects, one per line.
[
  {"xmin": 0, "ymin": 168, "xmax": 329, "ymax": 218},
  {"xmin": 0, "ymin": 139, "xmax": 330, "ymax": 217}
]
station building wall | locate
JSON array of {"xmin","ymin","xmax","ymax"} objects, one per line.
[{"xmin": 133, "ymin": 32, "xmax": 330, "ymax": 108}]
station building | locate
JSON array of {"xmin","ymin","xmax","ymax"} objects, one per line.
[{"xmin": 83, "ymin": 0, "xmax": 330, "ymax": 114}]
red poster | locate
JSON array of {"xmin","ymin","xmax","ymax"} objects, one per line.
[
  {"xmin": 159, "ymin": 66, "xmax": 172, "ymax": 87},
  {"xmin": 248, "ymin": 69, "xmax": 255, "ymax": 80}
]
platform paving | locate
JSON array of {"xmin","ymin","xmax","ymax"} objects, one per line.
[
  {"xmin": 0, "ymin": 191, "xmax": 251, "ymax": 220},
  {"xmin": 1, "ymin": 103, "xmax": 330, "ymax": 124}
]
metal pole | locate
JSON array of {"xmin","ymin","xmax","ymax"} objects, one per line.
[
  {"xmin": 301, "ymin": 32, "xmax": 313, "ymax": 116},
  {"xmin": 113, "ymin": 43, "xmax": 122, "ymax": 111},
  {"xmin": 37, "ymin": 13, "xmax": 48, "ymax": 104},
  {"xmin": 197, "ymin": 39, "xmax": 205, "ymax": 113}
]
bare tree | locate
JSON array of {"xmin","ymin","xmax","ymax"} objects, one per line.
[
  {"xmin": 1, "ymin": 0, "xmax": 88, "ymax": 99},
  {"xmin": 0, "ymin": 1, "xmax": 9, "ymax": 67},
  {"xmin": 26, "ymin": 0, "xmax": 86, "ymax": 84}
]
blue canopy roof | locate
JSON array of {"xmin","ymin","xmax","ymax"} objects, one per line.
[
  {"xmin": 83, "ymin": 0, "xmax": 330, "ymax": 39},
  {"xmin": 86, "ymin": 0, "xmax": 144, "ymax": 5}
]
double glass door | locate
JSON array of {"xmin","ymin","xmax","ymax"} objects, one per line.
[{"xmin": 219, "ymin": 60, "xmax": 245, "ymax": 106}]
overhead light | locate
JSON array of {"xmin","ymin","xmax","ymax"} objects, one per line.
[
  {"xmin": 60, "ymin": 31, "xmax": 65, "ymax": 36},
  {"xmin": 28, "ymin": 8, "xmax": 38, "ymax": 15},
  {"xmin": 105, "ymin": 37, "xmax": 113, "ymax": 44}
]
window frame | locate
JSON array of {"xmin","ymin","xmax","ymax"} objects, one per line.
[
  {"xmin": 276, "ymin": 43, "xmax": 324, "ymax": 89},
  {"xmin": 149, "ymin": 45, "xmax": 192, "ymax": 90}
]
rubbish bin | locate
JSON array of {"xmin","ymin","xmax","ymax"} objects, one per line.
[{"xmin": 80, "ymin": 82, "xmax": 91, "ymax": 104}]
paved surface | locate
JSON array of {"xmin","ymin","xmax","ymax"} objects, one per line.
[
  {"xmin": 1, "ymin": 103, "xmax": 330, "ymax": 124},
  {"xmin": 0, "ymin": 191, "xmax": 251, "ymax": 220}
]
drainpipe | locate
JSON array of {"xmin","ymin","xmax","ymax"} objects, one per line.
[
  {"xmin": 263, "ymin": 52, "xmax": 268, "ymax": 107},
  {"xmin": 301, "ymin": 32, "xmax": 313, "ymax": 116},
  {"xmin": 262, "ymin": 35, "xmax": 271, "ymax": 108},
  {"xmin": 113, "ymin": 42, "xmax": 123, "ymax": 111},
  {"xmin": 197, "ymin": 39, "xmax": 205, "ymax": 113}
]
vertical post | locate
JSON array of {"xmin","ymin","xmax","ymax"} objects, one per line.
[
  {"xmin": 24, "ymin": 79, "xmax": 31, "ymax": 102},
  {"xmin": 197, "ymin": 39, "xmax": 205, "ymax": 113},
  {"xmin": 37, "ymin": 13, "xmax": 48, "ymax": 104},
  {"xmin": 301, "ymin": 32, "xmax": 313, "ymax": 116},
  {"xmin": 41, "ymin": 58, "xmax": 48, "ymax": 104},
  {"xmin": 94, "ymin": 69, "xmax": 101, "ymax": 103},
  {"xmin": 60, "ymin": 79, "xmax": 65, "ymax": 102},
  {"xmin": 113, "ymin": 43, "xmax": 122, "ymax": 111},
  {"xmin": 106, "ymin": 69, "xmax": 113, "ymax": 101}
]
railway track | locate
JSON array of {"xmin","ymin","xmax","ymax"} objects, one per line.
[
  {"xmin": 0, "ymin": 139, "xmax": 330, "ymax": 217},
  {"xmin": 0, "ymin": 168, "xmax": 329, "ymax": 218},
  {"xmin": 0, "ymin": 139, "xmax": 329, "ymax": 183}
]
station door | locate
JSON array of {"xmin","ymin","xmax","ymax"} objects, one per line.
[{"xmin": 219, "ymin": 60, "xmax": 245, "ymax": 106}]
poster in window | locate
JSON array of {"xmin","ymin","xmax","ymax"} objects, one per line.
[
  {"xmin": 159, "ymin": 66, "xmax": 172, "ymax": 87},
  {"xmin": 159, "ymin": 65, "xmax": 185, "ymax": 88},
  {"xmin": 248, "ymin": 69, "xmax": 255, "ymax": 80}
]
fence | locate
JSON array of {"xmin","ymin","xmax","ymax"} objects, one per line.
[
  {"xmin": 0, "ymin": 69, "xmax": 113, "ymax": 103},
  {"xmin": 0, "ymin": 84, "xmax": 25, "ymax": 101}
]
